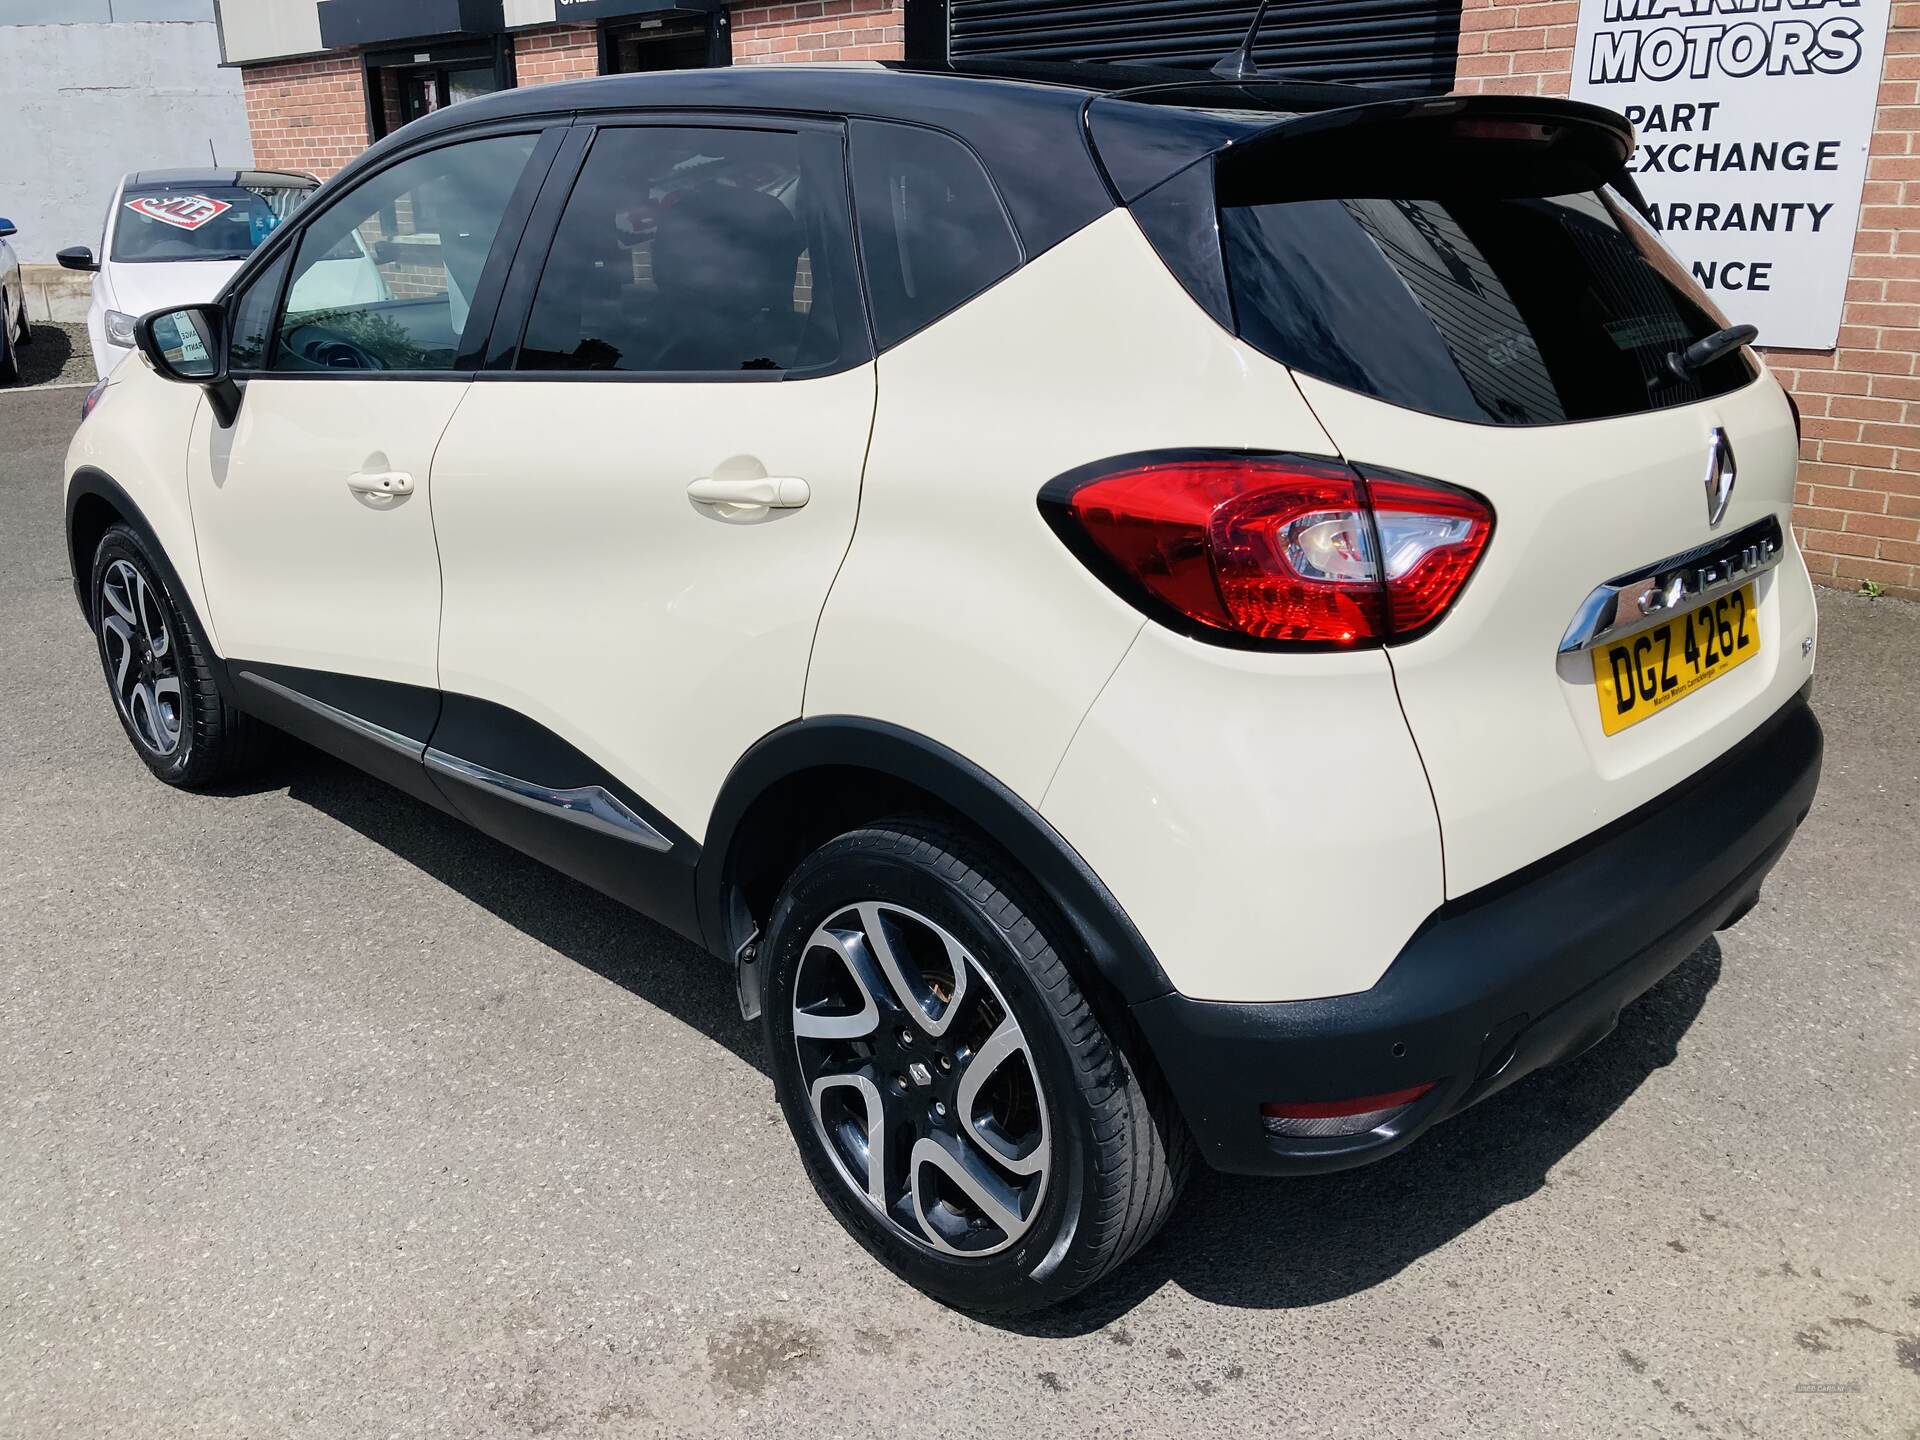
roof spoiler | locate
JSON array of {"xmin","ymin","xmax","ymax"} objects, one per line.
[{"xmin": 1089, "ymin": 92, "xmax": 1638, "ymax": 205}]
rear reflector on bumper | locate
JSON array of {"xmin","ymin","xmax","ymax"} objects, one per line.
[{"xmin": 1261, "ymin": 1082, "xmax": 1437, "ymax": 1137}]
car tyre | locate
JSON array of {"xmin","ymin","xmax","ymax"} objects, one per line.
[
  {"xmin": 90, "ymin": 524, "xmax": 264, "ymax": 787},
  {"xmin": 0, "ymin": 314, "xmax": 18, "ymax": 385},
  {"xmin": 762, "ymin": 819, "xmax": 1192, "ymax": 1314}
]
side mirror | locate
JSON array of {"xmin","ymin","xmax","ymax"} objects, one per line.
[
  {"xmin": 56, "ymin": 245, "xmax": 98, "ymax": 273},
  {"xmin": 135, "ymin": 304, "xmax": 242, "ymax": 426},
  {"xmin": 0, "ymin": 219, "xmax": 17, "ymax": 240}
]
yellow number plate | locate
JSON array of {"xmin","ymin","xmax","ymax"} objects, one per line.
[{"xmin": 1592, "ymin": 583, "xmax": 1760, "ymax": 736}]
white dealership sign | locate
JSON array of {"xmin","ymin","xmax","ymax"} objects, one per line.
[{"xmin": 1571, "ymin": 0, "xmax": 1893, "ymax": 349}]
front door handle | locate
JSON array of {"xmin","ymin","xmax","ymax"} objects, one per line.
[
  {"xmin": 686, "ymin": 475, "xmax": 810, "ymax": 512},
  {"xmin": 346, "ymin": 469, "xmax": 415, "ymax": 498}
]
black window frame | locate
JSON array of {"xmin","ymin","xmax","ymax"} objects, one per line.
[
  {"xmin": 218, "ymin": 120, "xmax": 567, "ymax": 385},
  {"xmin": 481, "ymin": 111, "xmax": 875, "ymax": 385}
]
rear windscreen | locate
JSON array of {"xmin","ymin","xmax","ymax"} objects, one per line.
[{"xmin": 1220, "ymin": 187, "xmax": 1753, "ymax": 427}]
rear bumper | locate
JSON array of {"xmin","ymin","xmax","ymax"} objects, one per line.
[{"xmin": 1133, "ymin": 690, "xmax": 1822, "ymax": 1176}]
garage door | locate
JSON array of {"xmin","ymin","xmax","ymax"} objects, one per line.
[{"xmin": 940, "ymin": 0, "xmax": 1462, "ymax": 95}]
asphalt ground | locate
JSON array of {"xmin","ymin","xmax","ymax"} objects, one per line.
[
  {"xmin": 3, "ymin": 324, "xmax": 93, "ymax": 392},
  {"xmin": 2, "ymin": 382, "xmax": 1916, "ymax": 1437}
]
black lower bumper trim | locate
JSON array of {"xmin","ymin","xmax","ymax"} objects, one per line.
[{"xmin": 1134, "ymin": 692, "xmax": 1823, "ymax": 1176}]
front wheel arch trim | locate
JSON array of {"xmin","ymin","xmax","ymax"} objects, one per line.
[
  {"xmin": 65, "ymin": 467, "xmax": 234, "ymax": 703},
  {"xmin": 698, "ymin": 716, "xmax": 1175, "ymax": 1010}
]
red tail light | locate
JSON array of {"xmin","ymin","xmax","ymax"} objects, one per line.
[{"xmin": 1040, "ymin": 454, "xmax": 1493, "ymax": 649}]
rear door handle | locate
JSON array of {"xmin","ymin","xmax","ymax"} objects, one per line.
[
  {"xmin": 686, "ymin": 475, "xmax": 810, "ymax": 511},
  {"xmin": 346, "ymin": 469, "xmax": 415, "ymax": 497}
]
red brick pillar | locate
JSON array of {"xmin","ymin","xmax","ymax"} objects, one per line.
[
  {"xmin": 731, "ymin": 0, "xmax": 905, "ymax": 64},
  {"xmin": 241, "ymin": 55, "xmax": 371, "ymax": 181},
  {"xmin": 515, "ymin": 24, "xmax": 602, "ymax": 85}
]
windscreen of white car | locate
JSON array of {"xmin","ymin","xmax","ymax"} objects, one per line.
[{"xmin": 112, "ymin": 183, "xmax": 308, "ymax": 263}]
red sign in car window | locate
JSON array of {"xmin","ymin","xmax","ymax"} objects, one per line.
[{"xmin": 124, "ymin": 195, "xmax": 234, "ymax": 232}]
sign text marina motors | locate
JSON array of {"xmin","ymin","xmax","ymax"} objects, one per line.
[{"xmin": 1573, "ymin": 0, "xmax": 1894, "ymax": 349}]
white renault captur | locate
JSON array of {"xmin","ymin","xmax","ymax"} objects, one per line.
[{"xmin": 64, "ymin": 61, "xmax": 1823, "ymax": 1314}]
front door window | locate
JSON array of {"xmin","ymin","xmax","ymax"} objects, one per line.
[{"xmin": 269, "ymin": 132, "xmax": 540, "ymax": 372}]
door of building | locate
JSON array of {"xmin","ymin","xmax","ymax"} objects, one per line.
[
  {"xmin": 602, "ymin": 14, "xmax": 714, "ymax": 71},
  {"xmin": 368, "ymin": 40, "xmax": 512, "ymax": 139}
]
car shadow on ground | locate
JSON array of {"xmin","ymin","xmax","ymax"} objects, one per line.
[
  {"xmin": 255, "ymin": 737, "xmax": 1722, "ymax": 1333},
  {"xmin": 13, "ymin": 324, "xmax": 78, "ymax": 387},
  {"xmin": 247, "ymin": 739, "xmax": 766, "ymax": 1074},
  {"xmin": 1018, "ymin": 936, "xmax": 1720, "ymax": 1333}
]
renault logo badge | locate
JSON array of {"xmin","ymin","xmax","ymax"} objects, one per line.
[{"xmin": 1704, "ymin": 427, "xmax": 1737, "ymax": 529}]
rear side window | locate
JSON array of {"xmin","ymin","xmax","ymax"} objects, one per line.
[
  {"xmin": 1221, "ymin": 187, "xmax": 1752, "ymax": 427},
  {"xmin": 850, "ymin": 120, "xmax": 1020, "ymax": 351},
  {"xmin": 518, "ymin": 125, "xmax": 853, "ymax": 375}
]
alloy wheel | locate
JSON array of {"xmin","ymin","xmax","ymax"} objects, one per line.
[
  {"xmin": 792, "ymin": 901, "xmax": 1051, "ymax": 1257},
  {"xmin": 99, "ymin": 558, "xmax": 183, "ymax": 756}
]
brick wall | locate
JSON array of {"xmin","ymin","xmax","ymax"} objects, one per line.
[
  {"xmin": 731, "ymin": 0, "xmax": 904, "ymax": 64},
  {"xmin": 515, "ymin": 24, "xmax": 600, "ymax": 85},
  {"xmin": 1453, "ymin": 0, "xmax": 1576, "ymax": 97},
  {"xmin": 241, "ymin": 54, "xmax": 369, "ymax": 180},
  {"xmin": 1456, "ymin": 0, "xmax": 1920, "ymax": 598}
]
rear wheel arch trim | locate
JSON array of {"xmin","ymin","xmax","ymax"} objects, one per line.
[{"xmin": 698, "ymin": 716, "xmax": 1175, "ymax": 1008}]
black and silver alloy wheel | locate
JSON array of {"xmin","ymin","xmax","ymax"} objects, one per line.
[
  {"xmin": 89, "ymin": 523, "xmax": 261, "ymax": 787},
  {"xmin": 794, "ymin": 901, "xmax": 1050, "ymax": 1258},
  {"xmin": 763, "ymin": 821, "xmax": 1191, "ymax": 1314},
  {"xmin": 98, "ymin": 557, "xmax": 183, "ymax": 756}
]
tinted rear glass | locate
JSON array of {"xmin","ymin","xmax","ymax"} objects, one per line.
[
  {"xmin": 112, "ymin": 183, "xmax": 308, "ymax": 263},
  {"xmin": 849, "ymin": 120, "xmax": 1021, "ymax": 351},
  {"xmin": 1221, "ymin": 188, "xmax": 1752, "ymax": 427}
]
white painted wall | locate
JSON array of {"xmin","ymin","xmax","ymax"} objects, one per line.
[
  {"xmin": 213, "ymin": 0, "xmax": 564, "ymax": 64},
  {"xmin": 209, "ymin": 0, "xmax": 321, "ymax": 65},
  {"xmin": 0, "ymin": 18, "xmax": 252, "ymax": 264}
]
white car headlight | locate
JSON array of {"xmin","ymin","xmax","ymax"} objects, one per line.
[{"xmin": 104, "ymin": 310, "xmax": 137, "ymax": 347}]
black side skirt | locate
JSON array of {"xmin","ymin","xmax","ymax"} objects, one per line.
[{"xmin": 230, "ymin": 664, "xmax": 703, "ymax": 944}]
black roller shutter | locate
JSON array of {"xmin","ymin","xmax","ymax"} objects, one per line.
[{"xmin": 936, "ymin": 0, "xmax": 1461, "ymax": 95}]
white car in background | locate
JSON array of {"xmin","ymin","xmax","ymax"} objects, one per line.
[
  {"xmin": 57, "ymin": 168, "xmax": 385, "ymax": 379},
  {"xmin": 0, "ymin": 214, "xmax": 30, "ymax": 385}
]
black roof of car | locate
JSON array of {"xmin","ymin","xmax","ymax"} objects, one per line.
[
  {"xmin": 333, "ymin": 61, "xmax": 1394, "ymax": 262},
  {"xmin": 127, "ymin": 167, "xmax": 318, "ymax": 189},
  {"xmin": 319, "ymin": 61, "xmax": 1633, "ymax": 265},
  {"xmin": 391, "ymin": 59, "xmax": 1388, "ymax": 137}
]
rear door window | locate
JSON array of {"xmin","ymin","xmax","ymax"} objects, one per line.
[
  {"xmin": 516, "ymin": 124, "xmax": 856, "ymax": 375},
  {"xmin": 1221, "ymin": 186, "xmax": 1752, "ymax": 426},
  {"xmin": 849, "ymin": 120, "xmax": 1021, "ymax": 351}
]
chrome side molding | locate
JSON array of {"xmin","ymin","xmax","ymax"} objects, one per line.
[
  {"xmin": 422, "ymin": 747, "xmax": 673, "ymax": 853},
  {"xmin": 236, "ymin": 669, "xmax": 424, "ymax": 758},
  {"xmin": 1559, "ymin": 515, "xmax": 1785, "ymax": 655}
]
